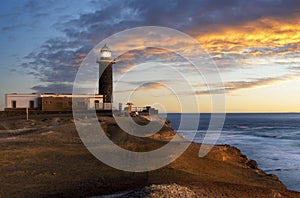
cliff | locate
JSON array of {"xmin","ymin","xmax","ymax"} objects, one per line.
[{"xmin": 0, "ymin": 114, "xmax": 299, "ymax": 197}]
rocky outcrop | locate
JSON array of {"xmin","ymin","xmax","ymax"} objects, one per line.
[{"xmin": 111, "ymin": 184, "xmax": 197, "ymax": 198}]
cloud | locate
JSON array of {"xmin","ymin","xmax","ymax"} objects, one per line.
[
  {"xmin": 113, "ymin": 79, "xmax": 183, "ymax": 96},
  {"xmin": 114, "ymin": 82, "xmax": 166, "ymax": 93},
  {"xmin": 290, "ymin": 66, "xmax": 300, "ymax": 71},
  {"xmin": 16, "ymin": 0, "xmax": 300, "ymax": 93},
  {"xmin": 19, "ymin": 36, "xmax": 92, "ymax": 84},
  {"xmin": 196, "ymin": 17, "xmax": 300, "ymax": 57},
  {"xmin": 31, "ymin": 83, "xmax": 73, "ymax": 93},
  {"xmin": 114, "ymin": 47, "xmax": 184, "ymax": 73},
  {"xmin": 196, "ymin": 73, "xmax": 300, "ymax": 95},
  {"xmin": 1, "ymin": 24, "xmax": 28, "ymax": 32},
  {"xmin": 139, "ymin": 82, "xmax": 166, "ymax": 90}
]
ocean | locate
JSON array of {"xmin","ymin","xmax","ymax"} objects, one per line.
[{"xmin": 166, "ymin": 113, "xmax": 300, "ymax": 192}]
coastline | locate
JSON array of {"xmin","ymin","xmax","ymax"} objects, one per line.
[{"xmin": 0, "ymin": 114, "xmax": 299, "ymax": 197}]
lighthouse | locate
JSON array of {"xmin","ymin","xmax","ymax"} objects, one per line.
[{"xmin": 97, "ymin": 44, "xmax": 115, "ymax": 103}]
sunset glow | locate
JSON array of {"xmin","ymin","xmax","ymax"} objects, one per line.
[{"xmin": 1, "ymin": 1, "xmax": 300, "ymax": 112}]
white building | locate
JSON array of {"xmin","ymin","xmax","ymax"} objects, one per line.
[
  {"xmin": 5, "ymin": 93, "xmax": 39, "ymax": 109},
  {"xmin": 5, "ymin": 93, "xmax": 111, "ymax": 111}
]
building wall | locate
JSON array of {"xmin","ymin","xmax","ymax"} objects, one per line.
[
  {"xmin": 40, "ymin": 97, "xmax": 72, "ymax": 111},
  {"xmin": 41, "ymin": 95, "xmax": 105, "ymax": 111},
  {"xmin": 5, "ymin": 94, "xmax": 39, "ymax": 109},
  {"xmin": 88, "ymin": 98, "xmax": 103, "ymax": 109},
  {"xmin": 5, "ymin": 93, "xmax": 108, "ymax": 111}
]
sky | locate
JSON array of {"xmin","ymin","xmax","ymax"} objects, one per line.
[{"xmin": 1, "ymin": 0, "xmax": 300, "ymax": 112}]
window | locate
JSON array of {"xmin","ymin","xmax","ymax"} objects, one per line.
[
  {"xmin": 12, "ymin": 100, "xmax": 16, "ymax": 108},
  {"xmin": 29, "ymin": 100, "xmax": 34, "ymax": 108},
  {"xmin": 77, "ymin": 102, "xmax": 85, "ymax": 107},
  {"xmin": 94, "ymin": 100, "xmax": 100, "ymax": 109}
]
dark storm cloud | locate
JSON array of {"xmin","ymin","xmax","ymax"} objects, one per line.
[{"xmin": 19, "ymin": 0, "xmax": 300, "ymax": 93}]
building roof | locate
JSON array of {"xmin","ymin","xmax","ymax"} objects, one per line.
[{"xmin": 5, "ymin": 93, "xmax": 103, "ymax": 98}]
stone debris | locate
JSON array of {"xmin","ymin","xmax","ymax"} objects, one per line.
[{"xmin": 119, "ymin": 183, "xmax": 198, "ymax": 198}]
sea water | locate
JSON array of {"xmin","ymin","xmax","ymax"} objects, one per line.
[{"xmin": 166, "ymin": 113, "xmax": 300, "ymax": 192}]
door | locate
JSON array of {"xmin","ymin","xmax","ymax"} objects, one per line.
[
  {"xmin": 29, "ymin": 100, "xmax": 34, "ymax": 109},
  {"xmin": 12, "ymin": 101, "xmax": 16, "ymax": 108},
  {"xmin": 95, "ymin": 100, "xmax": 100, "ymax": 109}
]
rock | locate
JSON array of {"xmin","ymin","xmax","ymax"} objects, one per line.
[
  {"xmin": 255, "ymin": 169, "xmax": 266, "ymax": 175},
  {"xmin": 246, "ymin": 160, "xmax": 258, "ymax": 169},
  {"xmin": 119, "ymin": 184, "xmax": 198, "ymax": 198},
  {"xmin": 268, "ymin": 174, "xmax": 279, "ymax": 181},
  {"xmin": 240, "ymin": 154, "xmax": 247, "ymax": 159}
]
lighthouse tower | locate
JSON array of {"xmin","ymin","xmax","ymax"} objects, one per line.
[{"xmin": 97, "ymin": 44, "xmax": 115, "ymax": 103}]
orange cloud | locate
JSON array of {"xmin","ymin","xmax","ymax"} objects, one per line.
[
  {"xmin": 196, "ymin": 17, "xmax": 300, "ymax": 57},
  {"xmin": 113, "ymin": 82, "xmax": 167, "ymax": 95},
  {"xmin": 196, "ymin": 72, "xmax": 300, "ymax": 95},
  {"xmin": 114, "ymin": 47, "xmax": 183, "ymax": 74},
  {"xmin": 139, "ymin": 82, "xmax": 166, "ymax": 91},
  {"xmin": 116, "ymin": 51, "xmax": 137, "ymax": 62}
]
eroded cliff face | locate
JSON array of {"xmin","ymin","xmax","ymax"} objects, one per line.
[
  {"xmin": 98, "ymin": 115, "xmax": 294, "ymax": 197},
  {"xmin": 0, "ymin": 114, "xmax": 298, "ymax": 197}
]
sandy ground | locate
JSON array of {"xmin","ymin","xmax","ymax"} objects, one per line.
[{"xmin": 0, "ymin": 114, "xmax": 299, "ymax": 197}]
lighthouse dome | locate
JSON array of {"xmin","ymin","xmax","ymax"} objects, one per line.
[{"xmin": 100, "ymin": 44, "xmax": 112, "ymax": 59}]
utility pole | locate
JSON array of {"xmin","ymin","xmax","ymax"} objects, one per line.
[{"xmin": 26, "ymin": 107, "xmax": 28, "ymax": 121}]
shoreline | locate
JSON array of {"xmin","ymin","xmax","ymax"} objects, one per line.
[{"xmin": 0, "ymin": 114, "xmax": 299, "ymax": 197}]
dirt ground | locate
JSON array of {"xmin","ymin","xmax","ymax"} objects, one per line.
[{"xmin": 0, "ymin": 114, "xmax": 299, "ymax": 197}]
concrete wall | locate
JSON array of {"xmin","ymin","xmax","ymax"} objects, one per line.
[
  {"xmin": 40, "ymin": 97, "xmax": 72, "ymax": 111},
  {"xmin": 5, "ymin": 93, "xmax": 109, "ymax": 111},
  {"xmin": 88, "ymin": 97, "xmax": 104, "ymax": 110},
  {"xmin": 5, "ymin": 94, "xmax": 39, "ymax": 109},
  {"xmin": 0, "ymin": 110, "xmax": 72, "ymax": 118}
]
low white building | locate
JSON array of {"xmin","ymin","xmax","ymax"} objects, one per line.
[
  {"xmin": 5, "ymin": 93, "xmax": 110, "ymax": 111},
  {"xmin": 5, "ymin": 93, "xmax": 39, "ymax": 109}
]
